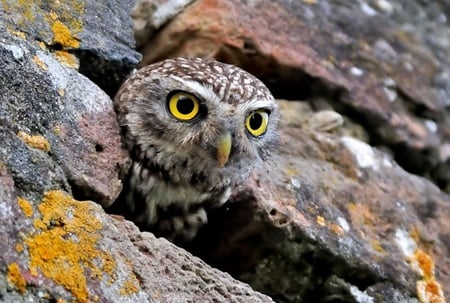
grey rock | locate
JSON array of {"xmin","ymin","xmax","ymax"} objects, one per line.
[{"xmin": 0, "ymin": 0, "xmax": 142, "ymax": 96}]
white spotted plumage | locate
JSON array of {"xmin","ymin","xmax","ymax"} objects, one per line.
[{"xmin": 112, "ymin": 57, "xmax": 279, "ymax": 242}]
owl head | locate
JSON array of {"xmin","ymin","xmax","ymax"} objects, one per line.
[{"xmin": 115, "ymin": 58, "xmax": 279, "ymax": 185}]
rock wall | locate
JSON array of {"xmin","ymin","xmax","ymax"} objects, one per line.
[{"xmin": 1, "ymin": 0, "xmax": 449, "ymax": 302}]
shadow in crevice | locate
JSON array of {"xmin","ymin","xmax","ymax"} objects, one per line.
[{"xmin": 187, "ymin": 195, "xmax": 379, "ymax": 303}]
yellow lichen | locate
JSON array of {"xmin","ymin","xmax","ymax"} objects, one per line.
[
  {"xmin": 17, "ymin": 131, "xmax": 51, "ymax": 152},
  {"xmin": 16, "ymin": 243, "xmax": 24, "ymax": 253},
  {"xmin": 17, "ymin": 197, "xmax": 33, "ymax": 218},
  {"xmin": 24, "ymin": 191, "xmax": 117, "ymax": 303},
  {"xmin": 415, "ymin": 250, "xmax": 435, "ymax": 278},
  {"xmin": 406, "ymin": 249, "xmax": 447, "ymax": 303},
  {"xmin": 55, "ymin": 50, "xmax": 79, "ymax": 68},
  {"xmin": 7, "ymin": 263, "xmax": 27, "ymax": 293},
  {"xmin": 32, "ymin": 55, "xmax": 48, "ymax": 70},
  {"xmin": 51, "ymin": 19, "xmax": 79, "ymax": 49},
  {"xmin": 38, "ymin": 41, "xmax": 47, "ymax": 50},
  {"xmin": 329, "ymin": 223, "xmax": 344, "ymax": 235},
  {"xmin": 120, "ymin": 276, "xmax": 140, "ymax": 296},
  {"xmin": 371, "ymin": 239, "xmax": 387, "ymax": 255},
  {"xmin": 11, "ymin": 30, "xmax": 27, "ymax": 39},
  {"xmin": 316, "ymin": 215, "xmax": 326, "ymax": 226},
  {"xmin": 417, "ymin": 280, "xmax": 446, "ymax": 303}
]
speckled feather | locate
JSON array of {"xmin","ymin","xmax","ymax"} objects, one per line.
[{"xmin": 113, "ymin": 57, "xmax": 279, "ymax": 242}]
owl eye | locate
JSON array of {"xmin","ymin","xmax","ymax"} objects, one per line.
[
  {"xmin": 167, "ymin": 92, "xmax": 200, "ymax": 121},
  {"xmin": 245, "ymin": 110, "xmax": 269, "ymax": 137}
]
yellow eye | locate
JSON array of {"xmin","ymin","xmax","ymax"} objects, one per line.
[
  {"xmin": 245, "ymin": 110, "xmax": 269, "ymax": 137},
  {"xmin": 168, "ymin": 92, "xmax": 200, "ymax": 121}
]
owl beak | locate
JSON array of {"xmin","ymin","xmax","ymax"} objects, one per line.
[{"xmin": 216, "ymin": 132, "xmax": 232, "ymax": 167}]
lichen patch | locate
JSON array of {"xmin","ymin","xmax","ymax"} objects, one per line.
[
  {"xmin": 32, "ymin": 55, "xmax": 49, "ymax": 70},
  {"xmin": 54, "ymin": 50, "xmax": 79, "ymax": 68},
  {"xmin": 51, "ymin": 20, "xmax": 80, "ymax": 49},
  {"xmin": 24, "ymin": 191, "xmax": 117, "ymax": 303},
  {"xmin": 17, "ymin": 131, "xmax": 51, "ymax": 152},
  {"xmin": 7, "ymin": 262, "xmax": 27, "ymax": 293},
  {"xmin": 17, "ymin": 197, "xmax": 33, "ymax": 218},
  {"xmin": 395, "ymin": 229, "xmax": 446, "ymax": 303}
]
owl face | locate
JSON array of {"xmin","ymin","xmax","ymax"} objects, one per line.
[
  {"xmin": 116, "ymin": 58, "xmax": 279, "ymax": 183},
  {"xmin": 114, "ymin": 58, "xmax": 279, "ymax": 240}
]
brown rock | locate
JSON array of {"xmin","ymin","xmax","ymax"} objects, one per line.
[
  {"xmin": 137, "ymin": 0, "xmax": 450, "ymax": 193},
  {"xmin": 189, "ymin": 102, "xmax": 450, "ymax": 302}
]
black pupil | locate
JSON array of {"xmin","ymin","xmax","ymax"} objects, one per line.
[
  {"xmin": 249, "ymin": 113, "xmax": 263, "ymax": 130},
  {"xmin": 177, "ymin": 96, "xmax": 194, "ymax": 114}
]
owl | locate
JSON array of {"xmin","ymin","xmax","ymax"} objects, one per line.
[{"xmin": 113, "ymin": 57, "xmax": 279, "ymax": 242}]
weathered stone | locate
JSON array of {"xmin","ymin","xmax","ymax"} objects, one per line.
[
  {"xmin": 0, "ymin": 183, "xmax": 273, "ymax": 302},
  {"xmin": 132, "ymin": 0, "xmax": 195, "ymax": 48},
  {"xmin": 190, "ymin": 101, "xmax": 450, "ymax": 302},
  {"xmin": 0, "ymin": 30, "xmax": 128, "ymax": 206},
  {"xmin": 3, "ymin": 0, "xmax": 450, "ymax": 302},
  {"xmin": 0, "ymin": 2, "xmax": 274, "ymax": 302},
  {"xmin": 0, "ymin": 0, "xmax": 141, "ymax": 96},
  {"xmin": 136, "ymin": 0, "xmax": 450, "ymax": 193}
]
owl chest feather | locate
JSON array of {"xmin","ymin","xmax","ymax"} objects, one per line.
[{"xmin": 127, "ymin": 159, "xmax": 232, "ymax": 227}]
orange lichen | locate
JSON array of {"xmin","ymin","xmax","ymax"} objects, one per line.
[
  {"xmin": 406, "ymin": 249, "xmax": 447, "ymax": 303},
  {"xmin": 371, "ymin": 239, "xmax": 387, "ymax": 255},
  {"xmin": 17, "ymin": 131, "xmax": 51, "ymax": 152},
  {"xmin": 329, "ymin": 223, "xmax": 344, "ymax": 235},
  {"xmin": 16, "ymin": 243, "xmax": 24, "ymax": 253},
  {"xmin": 24, "ymin": 190, "xmax": 117, "ymax": 303},
  {"xmin": 316, "ymin": 215, "xmax": 326, "ymax": 226},
  {"xmin": 17, "ymin": 197, "xmax": 33, "ymax": 218},
  {"xmin": 32, "ymin": 55, "xmax": 48, "ymax": 70},
  {"xmin": 347, "ymin": 202, "xmax": 377, "ymax": 226},
  {"xmin": 7, "ymin": 263, "xmax": 27, "ymax": 293},
  {"xmin": 417, "ymin": 280, "xmax": 446, "ymax": 303},
  {"xmin": 415, "ymin": 249, "xmax": 434, "ymax": 278},
  {"xmin": 51, "ymin": 20, "xmax": 79, "ymax": 48},
  {"xmin": 120, "ymin": 276, "xmax": 140, "ymax": 296},
  {"xmin": 55, "ymin": 50, "xmax": 79, "ymax": 68}
]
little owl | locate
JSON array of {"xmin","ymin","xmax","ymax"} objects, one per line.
[{"xmin": 113, "ymin": 57, "xmax": 279, "ymax": 242}]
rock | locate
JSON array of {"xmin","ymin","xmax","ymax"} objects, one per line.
[
  {"xmin": 132, "ymin": 0, "xmax": 195, "ymax": 48},
  {"xmin": 136, "ymin": 0, "xmax": 450, "ymax": 194},
  {"xmin": 0, "ymin": 0, "xmax": 142, "ymax": 96},
  {"xmin": 2, "ymin": 0, "xmax": 450, "ymax": 302},
  {"xmin": 0, "ymin": 184, "xmax": 273, "ymax": 302},
  {"xmin": 0, "ymin": 1, "xmax": 274, "ymax": 302},
  {"xmin": 189, "ymin": 103, "xmax": 450, "ymax": 302},
  {"xmin": 0, "ymin": 29, "xmax": 128, "ymax": 206}
]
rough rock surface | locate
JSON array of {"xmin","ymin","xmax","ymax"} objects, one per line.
[
  {"xmin": 0, "ymin": 1, "xmax": 275, "ymax": 302},
  {"xmin": 0, "ymin": 30, "xmax": 129, "ymax": 206},
  {"xmin": 134, "ymin": 0, "xmax": 450, "ymax": 301},
  {"xmin": 191, "ymin": 101, "xmax": 450, "ymax": 302},
  {"xmin": 0, "ymin": 182, "xmax": 273, "ymax": 302},
  {"xmin": 137, "ymin": 0, "xmax": 450, "ymax": 194},
  {"xmin": 1, "ymin": 0, "xmax": 141, "ymax": 96},
  {"xmin": 2, "ymin": 0, "xmax": 450, "ymax": 302}
]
